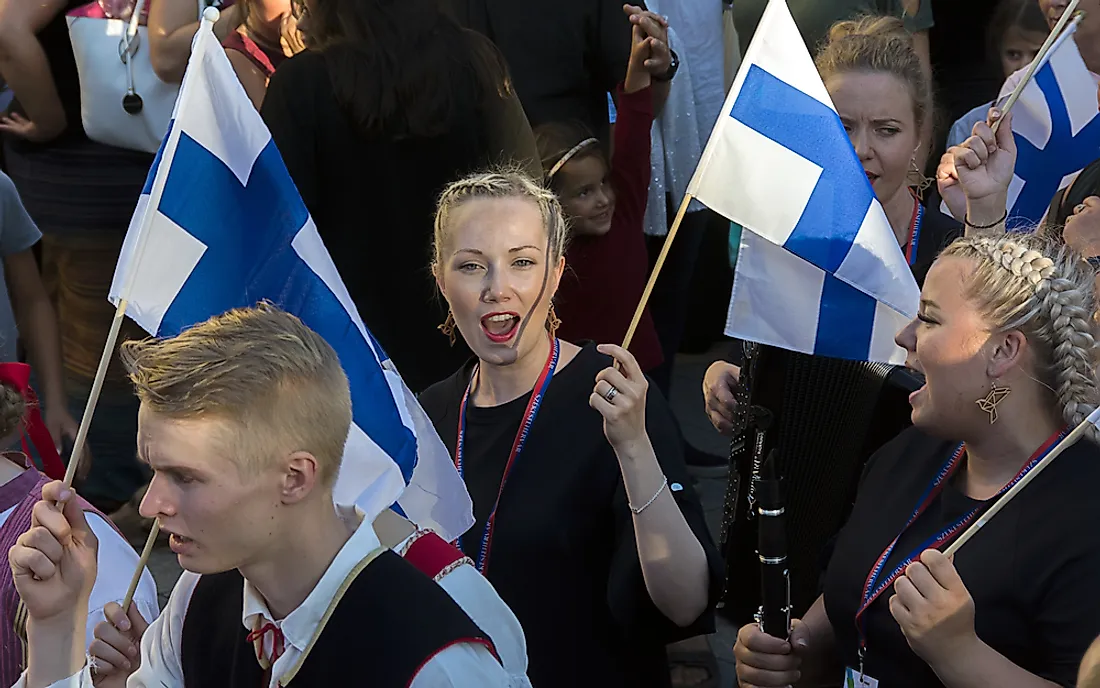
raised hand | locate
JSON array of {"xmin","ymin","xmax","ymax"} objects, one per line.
[
  {"xmin": 90, "ymin": 601, "xmax": 149, "ymax": 687},
  {"xmin": 590, "ymin": 344, "xmax": 649, "ymax": 451},
  {"xmin": 9, "ymin": 481, "xmax": 98, "ymax": 621},
  {"xmin": 937, "ymin": 109, "xmax": 1015, "ymax": 226}
]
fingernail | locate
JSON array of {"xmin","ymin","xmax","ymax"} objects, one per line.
[
  {"xmin": 119, "ymin": 617, "xmax": 131, "ymax": 631},
  {"xmin": 796, "ymin": 638, "xmax": 809, "ymax": 648},
  {"xmin": 128, "ymin": 644, "xmax": 138, "ymax": 657},
  {"xmin": 58, "ymin": 488, "xmax": 72, "ymax": 501}
]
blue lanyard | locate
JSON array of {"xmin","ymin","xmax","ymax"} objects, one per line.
[
  {"xmin": 905, "ymin": 191, "xmax": 924, "ymax": 267},
  {"xmin": 453, "ymin": 337, "xmax": 560, "ymax": 574},
  {"xmin": 855, "ymin": 427, "xmax": 1067, "ymax": 653}
]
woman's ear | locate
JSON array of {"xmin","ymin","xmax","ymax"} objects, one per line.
[
  {"xmin": 549, "ymin": 255, "xmax": 566, "ymax": 296},
  {"xmin": 433, "ymin": 262, "xmax": 447, "ymax": 299},
  {"xmin": 987, "ymin": 329, "xmax": 1027, "ymax": 379}
]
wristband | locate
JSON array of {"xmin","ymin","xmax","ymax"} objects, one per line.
[{"xmin": 964, "ymin": 209, "xmax": 1008, "ymax": 230}]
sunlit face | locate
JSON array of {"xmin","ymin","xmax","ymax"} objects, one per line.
[
  {"xmin": 827, "ymin": 70, "xmax": 921, "ymax": 204},
  {"xmin": 1040, "ymin": 0, "xmax": 1100, "ymax": 43},
  {"xmin": 437, "ymin": 197, "xmax": 565, "ymax": 367},
  {"xmin": 137, "ymin": 407, "xmax": 290, "ymax": 574},
  {"xmin": 1000, "ymin": 26, "xmax": 1046, "ymax": 77},
  {"xmin": 1064, "ymin": 194, "xmax": 1100, "ymax": 254},
  {"xmin": 556, "ymin": 154, "xmax": 615, "ymax": 236},
  {"xmin": 895, "ymin": 257, "xmax": 1001, "ymax": 437}
]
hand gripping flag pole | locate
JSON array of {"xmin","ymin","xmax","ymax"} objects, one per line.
[{"xmin": 991, "ymin": 0, "xmax": 1082, "ymax": 136}]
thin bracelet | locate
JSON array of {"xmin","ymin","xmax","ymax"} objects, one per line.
[
  {"xmin": 963, "ymin": 209, "xmax": 1008, "ymax": 229},
  {"xmin": 630, "ymin": 476, "xmax": 669, "ymax": 514}
]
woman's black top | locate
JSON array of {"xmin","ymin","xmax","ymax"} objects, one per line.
[
  {"xmin": 419, "ymin": 342, "xmax": 724, "ymax": 687},
  {"xmin": 824, "ymin": 427, "xmax": 1100, "ymax": 687}
]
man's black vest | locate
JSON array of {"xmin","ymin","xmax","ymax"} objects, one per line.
[{"xmin": 180, "ymin": 549, "xmax": 496, "ymax": 686}]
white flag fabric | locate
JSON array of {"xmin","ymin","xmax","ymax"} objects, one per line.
[
  {"xmin": 999, "ymin": 28, "xmax": 1099, "ymax": 227},
  {"xmin": 687, "ymin": 0, "xmax": 919, "ymax": 363},
  {"xmin": 108, "ymin": 13, "xmax": 473, "ymax": 541}
]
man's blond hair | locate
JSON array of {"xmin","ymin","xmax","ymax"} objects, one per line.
[{"xmin": 119, "ymin": 302, "xmax": 352, "ymax": 486}]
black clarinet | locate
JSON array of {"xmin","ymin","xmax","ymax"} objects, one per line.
[{"xmin": 755, "ymin": 449, "xmax": 791, "ymax": 640}]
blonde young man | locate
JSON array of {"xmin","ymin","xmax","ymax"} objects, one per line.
[{"xmin": 7, "ymin": 304, "xmax": 508, "ymax": 688}]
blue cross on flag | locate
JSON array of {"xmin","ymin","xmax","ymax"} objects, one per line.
[
  {"xmin": 108, "ymin": 14, "xmax": 473, "ymax": 542},
  {"xmin": 686, "ymin": 0, "xmax": 919, "ymax": 363},
  {"xmin": 999, "ymin": 28, "xmax": 1100, "ymax": 228}
]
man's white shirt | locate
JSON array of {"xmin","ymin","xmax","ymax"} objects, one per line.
[{"xmin": 13, "ymin": 508, "xmax": 509, "ymax": 688}]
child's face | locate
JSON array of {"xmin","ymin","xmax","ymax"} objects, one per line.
[
  {"xmin": 1000, "ymin": 25, "xmax": 1046, "ymax": 77},
  {"xmin": 557, "ymin": 155, "xmax": 616, "ymax": 237}
]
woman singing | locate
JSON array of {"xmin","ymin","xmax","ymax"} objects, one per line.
[
  {"xmin": 419, "ymin": 171, "xmax": 723, "ymax": 687},
  {"xmin": 734, "ymin": 227, "xmax": 1100, "ymax": 686}
]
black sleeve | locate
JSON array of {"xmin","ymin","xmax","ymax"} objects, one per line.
[
  {"xmin": 606, "ymin": 381, "xmax": 724, "ymax": 644},
  {"xmin": 261, "ymin": 56, "xmax": 320, "ymax": 213},
  {"xmin": 1021, "ymin": 481, "xmax": 1100, "ymax": 687},
  {"xmin": 592, "ymin": 0, "xmax": 640, "ymax": 93}
]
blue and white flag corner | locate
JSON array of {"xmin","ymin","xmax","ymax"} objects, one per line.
[
  {"xmin": 1002, "ymin": 30, "xmax": 1099, "ymax": 227},
  {"xmin": 108, "ymin": 19, "xmax": 473, "ymax": 542},
  {"xmin": 686, "ymin": 0, "xmax": 917, "ymax": 363},
  {"xmin": 726, "ymin": 231, "xmax": 910, "ymax": 364}
]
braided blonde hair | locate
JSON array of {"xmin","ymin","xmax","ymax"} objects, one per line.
[
  {"xmin": 432, "ymin": 169, "xmax": 569, "ymax": 271},
  {"xmin": 940, "ymin": 232, "xmax": 1100, "ymax": 437}
]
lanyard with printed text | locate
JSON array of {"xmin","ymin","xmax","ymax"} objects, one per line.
[
  {"xmin": 854, "ymin": 427, "xmax": 1067, "ymax": 666},
  {"xmin": 454, "ymin": 337, "xmax": 559, "ymax": 574}
]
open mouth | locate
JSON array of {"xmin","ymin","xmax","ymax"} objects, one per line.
[
  {"xmin": 480, "ymin": 312, "xmax": 520, "ymax": 343},
  {"xmin": 865, "ymin": 171, "xmax": 879, "ymax": 184},
  {"xmin": 167, "ymin": 531, "xmax": 195, "ymax": 553},
  {"xmin": 904, "ymin": 362, "xmax": 926, "ymax": 403}
]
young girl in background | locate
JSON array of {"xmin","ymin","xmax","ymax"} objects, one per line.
[
  {"xmin": 533, "ymin": 8, "xmax": 670, "ymax": 374},
  {"xmin": 945, "ymin": 0, "xmax": 1047, "ymax": 149}
]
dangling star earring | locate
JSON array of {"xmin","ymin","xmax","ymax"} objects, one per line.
[{"xmin": 976, "ymin": 379, "xmax": 1011, "ymax": 424}]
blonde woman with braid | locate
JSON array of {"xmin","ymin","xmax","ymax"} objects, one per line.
[
  {"xmin": 420, "ymin": 171, "xmax": 723, "ymax": 687},
  {"xmin": 734, "ymin": 230, "xmax": 1100, "ymax": 688}
]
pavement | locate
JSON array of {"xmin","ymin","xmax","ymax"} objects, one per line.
[{"xmin": 130, "ymin": 343, "xmax": 738, "ymax": 685}]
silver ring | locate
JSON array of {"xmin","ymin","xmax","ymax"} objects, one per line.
[
  {"xmin": 1076, "ymin": 203, "xmax": 1088, "ymax": 214},
  {"xmin": 603, "ymin": 386, "xmax": 619, "ymax": 402}
]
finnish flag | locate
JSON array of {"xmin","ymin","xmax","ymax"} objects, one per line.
[
  {"xmin": 998, "ymin": 27, "xmax": 1100, "ymax": 227},
  {"xmin": 108, "ymin": 12, "xmax": 474, "ymax": 542},
  {"xmin": 687, "ymin": 0, "xmax": 919, "ymax": 364}
]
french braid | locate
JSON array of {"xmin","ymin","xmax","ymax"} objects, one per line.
[{"xmin": 941, "ymin": 232, "xmax": 1100, "ymax": 440}]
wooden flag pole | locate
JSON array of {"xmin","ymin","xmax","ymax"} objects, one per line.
[
  {"xmin": 621, "ymin": 193, "xmax": 694, "ymax": 351},
  {"xmin": 944, "ymin": 408, "xmax": 1100, "ymax": 557},
  {"xmin": 62, "ymin": 300, "xmax": 129, "ymax": 489},
  {"xmin": 991, "ymin": 0, "xmax": 1081, "ymax": 136},
  {"xmin": 121, "ymin": 520, "xmax": 160, "ymax": 613}
]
